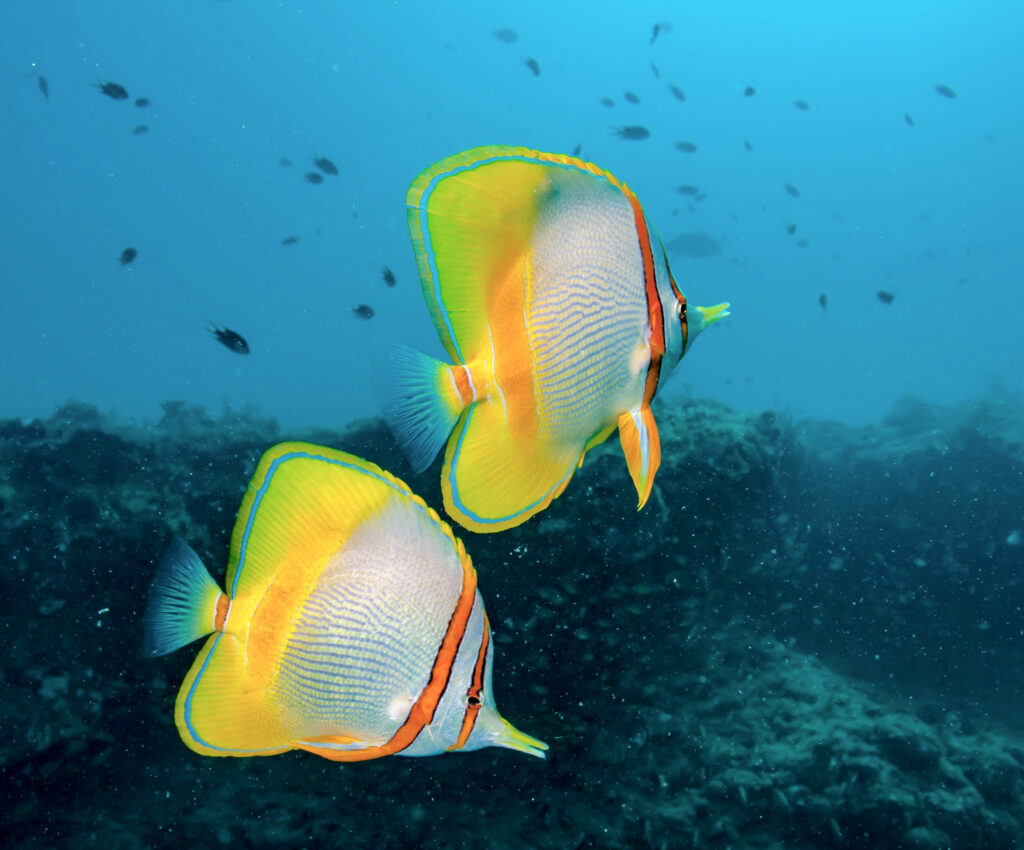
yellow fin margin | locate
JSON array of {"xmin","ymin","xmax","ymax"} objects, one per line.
[
  {"xmin": 175, "ymin": 632, "xmax": 291, "ymax": 757},
  {"xmin": 442, "ymin": 399, "xmax": 582, "ymax": 533}
]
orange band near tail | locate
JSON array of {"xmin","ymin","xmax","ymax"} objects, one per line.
[
  {"xmin": 213, "ymin": 593, "xmax": 231, "ymax": 632},
  {"xmin": 451, "ymin": 365, "xmax": 477, "ymax": 406}
]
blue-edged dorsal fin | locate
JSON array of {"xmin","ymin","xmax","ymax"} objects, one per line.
[
  {"xmin": 406, "ymin": 145, "xmax": 624, "ymax": 365},
  {"xmin": 224, "ymin": 442, "xmax": 404, "ymax": 599}
]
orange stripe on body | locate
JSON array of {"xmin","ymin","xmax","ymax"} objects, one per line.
[
  {"xmin": 297, "ymin": 548, "xmax": 479, "ymax": 762},
  {"xmin": 484, "ymin": 261, "xmax": 537, "ymax": 441},
  {"xmin": 449, "ymin": 612, "xmax": 490, "ymax": 751},
  {"xmin": 620, "ymin": 187, "xmax": 665, "ymax": 406},
  {"xmin": 667, "ymin": 267, "xmax": 689, "ymax": 353}
]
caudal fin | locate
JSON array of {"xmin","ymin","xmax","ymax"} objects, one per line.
[
  {"xmin": 374, "ymin": 340, "xmax": 466, "ymax": 473},
  {"xmin": 143, "ymin": 537, "xmax": 225, "ymax": 657}
]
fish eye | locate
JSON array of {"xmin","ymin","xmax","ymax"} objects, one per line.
[{"xmin": 466, "ymin": 694, "xmax": 482, "ymax": 707}]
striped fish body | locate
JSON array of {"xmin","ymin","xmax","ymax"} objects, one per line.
[
  {"xmin": 142, "ymin": 442, "xmax": 545, "ymax": 761},
  {"xmin": 381, "ymin": 146, "xmax": 729, "ymax": 533}
]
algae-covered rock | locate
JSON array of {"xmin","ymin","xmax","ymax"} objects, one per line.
[{"xmin": 2, "ymin": 394, "xmax": 1024, "ymax": 847}]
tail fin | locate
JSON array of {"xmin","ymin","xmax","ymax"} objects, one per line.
[
  {"xmin": 374, "ymin": 339, "xmax": 466, "ymax": 473},
  {"xmin": 143, "ymin": 537, "xmax": 225, "ymax": 657}
]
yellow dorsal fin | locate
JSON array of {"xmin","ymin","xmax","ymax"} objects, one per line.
[
  {"xmin": 405, "ymin": 146, "xmax": 630, "ymax": 365},
  {"xmin": 224, "ymin": 442, "xmax": 399, "ymax": 599}
]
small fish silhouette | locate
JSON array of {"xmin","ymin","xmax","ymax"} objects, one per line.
[
  {"xmin": 934, "ymin": 83, "xmax": 957, "ymax": 99},
  {"xmin": 353, "ymin": 304, "xmax": 374, "ymax": 319},
  {"xmin": 876, "ymin": 290, "xmax": 895, "ymax": 304},
  {"xmin": 819, "ymin": 294, "xmax": 827, "ymax": 311},
  {"xmin": 305, "ymin": 172, "xmax": 324, "ymax": 184},
  {"xmin": 38, "ymin": 75, "xmax": 49, "ymax": 100},
  {"xmin": 668, "ymin": 84, "xmax": 686, "ymax": 102},
  {"xmin": 523, "ymin": 57, "xmax": 541, "ymax": 76},
  {"xmin": 612, "ymin": 125, "xmax": 650, "ymax": 140},
  {"xmin": 96, "ymin": 81, "xmax": 129, "ymax": 100},
  {"xmin": 314, "ymin": 155, "xmax": 338, "ymax": 175},
  {"xmin": 381, "ymin": 266, "xmax": 396, "ymax": 287},
  {"xmin": 208, "ymin": 323, "xmax": 250, "ymax": 354},
  {"xmin": 744, "ymin": 85, "xmax": 755, "ymax": 97},
  {"xmin": 119, "ymin": 247, "xmax": 137, "ymax": 266},
  {"xmin": 134, "ymin": 97, "xmax": 150, "ymax": 107},
  {"xmin": 281, "ymin": 236, "xmax": 299, "ymax": 246}
]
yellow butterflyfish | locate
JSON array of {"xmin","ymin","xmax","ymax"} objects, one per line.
[
  {"xmin": 143, "ymin": 442, "xmax": 545, "ymax": 762},
  {"xmin": 378, "ymin": 145, "xmax": 729, "ymax": 533}
]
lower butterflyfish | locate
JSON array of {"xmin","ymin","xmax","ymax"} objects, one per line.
[
  {"xmin": 378, "ymin": 145, "xmax": 729, "ymax": 534},
  {"xmin": 143, "ymin": 441, "xmax": 546, "ymax": 762}
]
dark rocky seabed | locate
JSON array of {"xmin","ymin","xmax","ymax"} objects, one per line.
[{"xmin": 2, "ymin": 394, "xmax": 1023, "ymax": 849}]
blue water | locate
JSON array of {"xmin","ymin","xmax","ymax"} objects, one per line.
[{"xmin": 2, "ymin": 0, "xmax": 1021, "ymax": 428}]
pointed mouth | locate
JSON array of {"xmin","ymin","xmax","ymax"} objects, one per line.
[
  {"xmin": 499, "ymin": 723, "xmax": 548, "ymax": 759},
  {"xmin": 696, "ymin": 302, "xmax": 731, "ymax": 326}
]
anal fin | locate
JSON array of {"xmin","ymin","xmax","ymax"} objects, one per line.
[
  {"xmin": 443, "ymin": 397, "xmax": 581, "ymax": 533},
  {"xmin": 617, "ymin": 405, "xmax": 661, "ymax": 509}
]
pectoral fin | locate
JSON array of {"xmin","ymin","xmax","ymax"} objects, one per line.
[{"xmin": 617, "ymin": 405, "xmax": 661, "ymax": 509}]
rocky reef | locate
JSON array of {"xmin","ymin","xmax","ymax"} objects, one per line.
[{"xmin": 2, "ymin": 393, "xmax": 1024, "ymax": 848}]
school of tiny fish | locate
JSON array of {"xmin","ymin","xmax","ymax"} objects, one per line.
[{"xmin": 29, "ymin": 15, "xmax": 956, "ymax": 342}]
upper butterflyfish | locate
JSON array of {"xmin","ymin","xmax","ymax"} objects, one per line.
[
  {"xmin": 377, "ymin": 145, "xmax": 729, "ymax": 534},
  {"xmin": 143, "ymin": 442, "xmax": 546, "ymax": 762}
]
